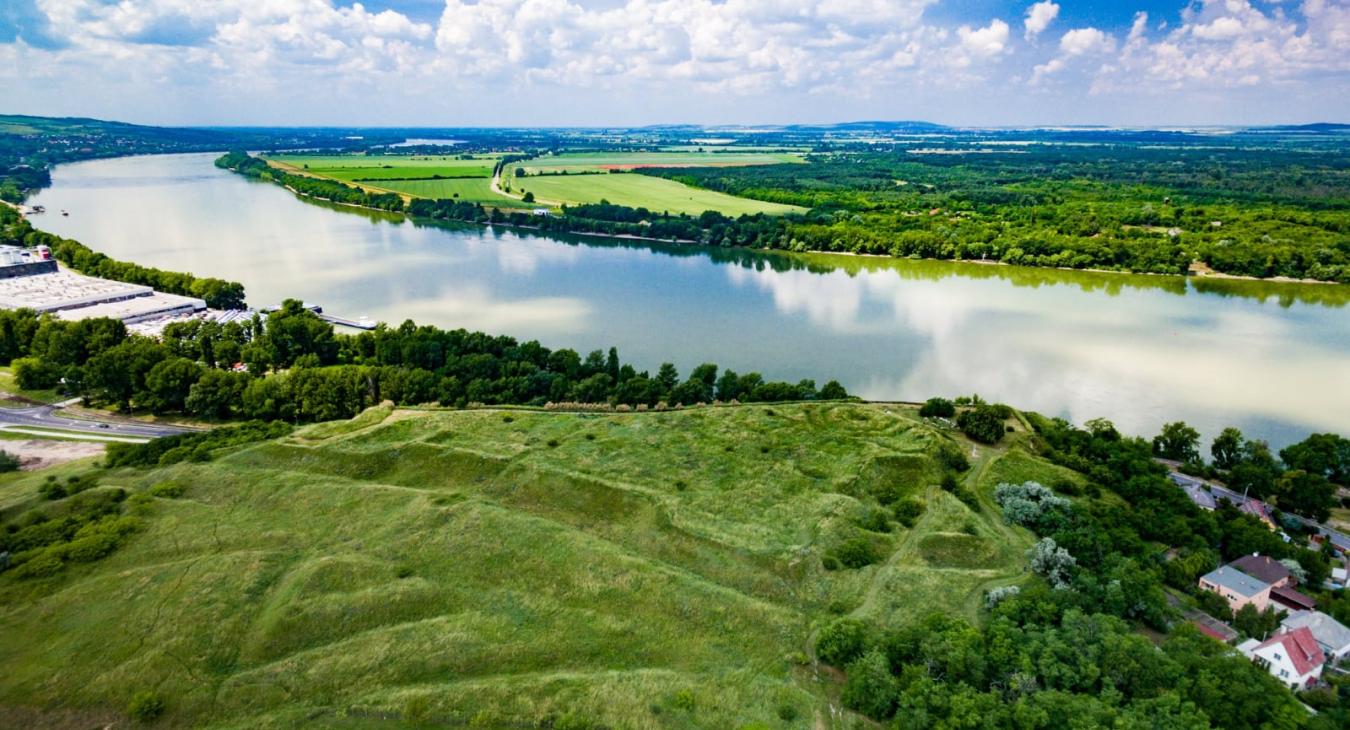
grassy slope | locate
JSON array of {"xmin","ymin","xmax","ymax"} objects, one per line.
[
  {"xmin": 0, "ymin": 403, "xmax": 1054, "ymax": 728},
  {"xmin": 511, "ymin": 173, "xmax": 806, "ymax": 217}
]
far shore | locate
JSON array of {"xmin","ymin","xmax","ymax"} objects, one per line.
[{"xmin": 237, "ymin": 172, "xmax": 1350, "ymax": 289}]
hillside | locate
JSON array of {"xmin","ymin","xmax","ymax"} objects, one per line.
[{"xmin": 0, "ymin": 402, "xmax": 1054, "ymax": 728}]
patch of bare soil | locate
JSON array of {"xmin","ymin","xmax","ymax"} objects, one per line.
[{"xmin": 1, "ymin": 439, "xmax": 105, "ymax": 470}]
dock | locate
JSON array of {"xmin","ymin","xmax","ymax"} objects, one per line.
[
  {"xmin": 259, "ymin": 303, "xmax": 377, "ymax": 330},
  {"xmin": 318, "ymin": 312, "xmax": 376, "ymax": 330}
]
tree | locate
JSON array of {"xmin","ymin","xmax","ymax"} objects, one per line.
[
  {"xmin": 142, "ymin": 357, "xmax": 203, "ymax": 413},
  {"xmin": 919, "ymin": 397, "xmax": 956, "ymax": 418},
  {"xmin": 1229, "ymin": 439, "xmax": 1280, "ymax": 499},
  {"xmin": 842, "ymin": 649, "xmax": 898, "ymax": 720},
  {"xmin": 1280, "ymin": 433, "xmax": 1350, "ymax": 485},
  {"xmin": 522, "ymin": 191, "xmax": 535, "ymax": 203},
  {"xmin": 1272, "ymin": 469, "xmax": 1336, "ymax": 522},
  {"xmin": 1152, "ymin": 421, "xmax": 1200, "ymax": 463},
  {"xmin": 819, "ymin": 380, "xmax": 848, "ymax": 400},
  {"xmin": 185, "ymin": 369, "xmax": 246, "ymax": 420},
  {"xmin": 957, "ymin": 406, "xmax": 1005, "ymax": 444},
  {"xmin": 1211, "ymin": 428, "xmax": 1244, "ymax": 470},
  {"xmin": 1029, "ymin": 537, "xmax": 1076, "ymax": 589}
]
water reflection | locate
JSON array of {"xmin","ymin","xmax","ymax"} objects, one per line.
[{"xmin": 26, "ymin": 153, "xmax": 1350, "ymax": 448}]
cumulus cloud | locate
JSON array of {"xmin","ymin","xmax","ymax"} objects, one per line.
[
  {"xmin": 1023, "ymin": 1, "xmax": 1059, "ymax": 40},
  {"xmin": 1058, "ymin": 27, "xmax": 1116, "ymax": 56},
  {"xmin": 958, "ymin": 19, "xmax": 1011, "ymax": 58},
  {"xmin": 5, "ymin": 0, "xmax": 1350, "ymax": 123},
  {"xmin": 1090, "ymin": 0, "xmax": 1350, "ymax": 94}
]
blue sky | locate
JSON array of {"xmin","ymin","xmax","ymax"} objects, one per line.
[{"xmin": 3, "ymin": 1, "xmax": 1348, "ymax": 127}]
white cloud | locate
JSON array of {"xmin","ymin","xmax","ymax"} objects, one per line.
[
  {"xmin": 1023, "ymin": 2, "xmax": 1059, "ymax": 40},
  {"xmin": 958, "ymin": 19, "xmax": 1011, "ymax": 58},
  {"xmin": 1058, "ymin": 27, "xmax": 1116, "ymax": 56}
]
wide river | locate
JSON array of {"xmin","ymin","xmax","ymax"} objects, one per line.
[{"xmin": 28, "ymin": 153, "xmax": 1350, "ymax": 449}]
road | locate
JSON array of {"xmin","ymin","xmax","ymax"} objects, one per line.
[
  {"xmin": 0, "ymin": 404, "xmax": 195, "ymax": 439},
  {"xmin": 1166, "ymin": 468, "xmax": 1350, "ymax": 553}
]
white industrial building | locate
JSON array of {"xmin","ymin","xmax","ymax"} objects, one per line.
[{"xmin": 0, "ymin": 266, "xmax": 206, "ymax": 324}]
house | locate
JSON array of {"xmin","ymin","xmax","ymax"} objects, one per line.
[
  {"xmin": 1240, "ymin": 627, "xmax": 1325, "ymax": 690},
  {"xmin": 1280, "ymin": 611, "xmax": 1350, "ymax": 664},
  {"xmin": 1199, "ymin": 565, "xmax": 1272, "ymax": 612},
  {"xmin": 1228, "ymin": 554, "xmax": 1293, "ymax": 588}
]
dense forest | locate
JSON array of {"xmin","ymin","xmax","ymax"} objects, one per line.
[{"xmin": 641, "ymin": 145, "xmax": 1350, "ymax": 282}]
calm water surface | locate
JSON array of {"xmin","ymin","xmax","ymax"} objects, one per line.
[{"xmin": 29, "ymin": 153, "xmax": 1350, "ymax": 449}]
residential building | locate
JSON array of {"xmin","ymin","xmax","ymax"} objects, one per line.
[
  {"xmin": 1270, "ymin": 586, "xmax": 1316, "ymax": 612},
  {"xmin": 1228, "ymin": 554, "xmax": 1293, "ymax": 588},
  {"xmin": 1280, "ymin": 611, "xmax": 1350, "ymax": 664},
  {"xmin": 1199, "ymin": 565, "xmax": 1272, "ymax": 612},
  {"xmin": 1241, "ymin": 627, "xmax": 1325, "ymax": 690}
]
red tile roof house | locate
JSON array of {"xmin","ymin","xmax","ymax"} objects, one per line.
[{"xmin": 1239, "ymin": 627, "xmax": 1326, "ymax": 690}]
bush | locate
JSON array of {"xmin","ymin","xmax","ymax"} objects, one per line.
[
  {"xmin": 857, "ymin": 507, "xmax": 892, "ymax": 533},
  {"xmin": 938, "ymin": 444, "xmax": 970, "ymax": 472},
  {"xmin": 816, "ymin": 617, "xmax": 870, "ymax": 666},
  {"xmin": 149, "ymin": 480, "xmax": 187, "ymax": 498},
  {"xmin": 993, "ymin": 481, "xmax": 1071, "ymax": 531},
  {"xmin": 957, "ymin": 406, "xmax": 1006, "ymax": 444},
  {"xmin": 0, "ymin": 450, "xmax": 19, "ymax": 473},
  {"xmin": 893, "ymin": 498, "xmax": 924, "ymax": 527},
  {"xmin": 128, "ymin": 691, "xmax": 165, "ymax": 722},
  {"xmin": 832, "ymin": 537, "xmax": 882, "ymax": 569},
  {"xmin": 919, "ymin": 397, "xmax": 956, "ymax": 418}
]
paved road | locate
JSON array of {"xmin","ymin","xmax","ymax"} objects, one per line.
[
  {"xmin": 1167, "ymin": 468, "xmax": 1350, "ymax": 553},
  {"xmin": 0, "ymin": 404, "xmax": 194, "ymax": 439}
]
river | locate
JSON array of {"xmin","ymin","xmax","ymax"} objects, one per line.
[{"xmin": 27, "ymin": 153, "xmax": 1350, "ymax": 449}]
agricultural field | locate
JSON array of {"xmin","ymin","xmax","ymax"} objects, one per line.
[
  {"xmin": 267, "ymin": 154, "xmax": 498, "ymax": 182},
  {"xmin": 375, "ymin": 177, "xmax": 535, "ymax": 208},
  {"xmin": 507, "ymin": 172, "xmax": 806, "ymax": 216},
  {"xmin": 513, "ymin": 151, "xmax": 804, "ymax": 174},
  {"xmin": 0, "ymin": 402, "xmax": 1051, "ymax": 728}
]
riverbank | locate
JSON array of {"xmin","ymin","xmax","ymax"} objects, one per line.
[{"xmin": 247, "ymin": 163, "xmax": 1349, "ymax": 288}]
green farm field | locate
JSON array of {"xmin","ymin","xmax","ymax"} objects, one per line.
[
  {"xmin": 0, "ymin": 402, "xmax": 1048, "ymax": 728},
  {"xmin": 515, "ymin": 151, "xmax": 804, "ymax": 174},
  {"xmin": 374, "ymin": 177, "xmax": 535, "ymax": 208},
  {"xmin": 268, "ymin": 154, "xmax": 498, "ymax": 181},
  {"xmin": 509, "ymin": 172, "xmax": 806, "ymax": 216}
]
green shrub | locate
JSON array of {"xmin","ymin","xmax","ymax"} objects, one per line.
[
  {"xmin": 857, "ymin": 507, "xmax": 892, "ymax": 533},
  {"xmin": 10, "ymin": 551, "xmax": 62, "ymax": 579},
  {"xmin": 957, "ymin": 406, "xmax": 1006, "ymax": 445},
  {"xmin": 832, "ymin": 537, "xmax": 882, "ymax": 569},
  {"xmin": 671, "ymin": 689, "xmax": 696, "ymax": 711},
  {"xmin": 148, "ymin": 481, "xmax": 187, "ymax": 498},
  {"xmin": 128, "ymin": 691, "xmax": 165, "ymax": 722},
  {"xmin": 816, "ymin": 617, "xmax": 870, "ymax": 666},
  {"xmin": 919, "ymin": 397, "xmax": 956, "ymax": 418},
  {"xmin": 0, "ymin": 450, "xmax": 19, "ymax": 473},
  {"xmin": 893, "ymin": 498, "xmax": 924, "ymax": 527}
]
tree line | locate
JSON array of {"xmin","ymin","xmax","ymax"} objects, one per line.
[{"xmin": 0, "ymin": 300, "xmax": 848, "ymax": 423}]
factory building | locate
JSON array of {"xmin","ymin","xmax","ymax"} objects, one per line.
[{"xmin": 0, "ymin": 251, "xmax": 206, "ymax": 324}]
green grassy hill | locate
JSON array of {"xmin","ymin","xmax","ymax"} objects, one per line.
[{"xmin": 0, "ymin": 402, "xmax": 1059, "ymax": 728}]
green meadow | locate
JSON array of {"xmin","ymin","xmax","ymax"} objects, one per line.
[
  {"xmin": 509, "ymin": 173, "xmax": 805, "ymax": 216},
  {"xmin": 374, "ymin": 177, "xmax": 535, "ymax": 208},
  {"xmin": 0, "ymin": 402, "xmax": 1054, "ymax": 728}
]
